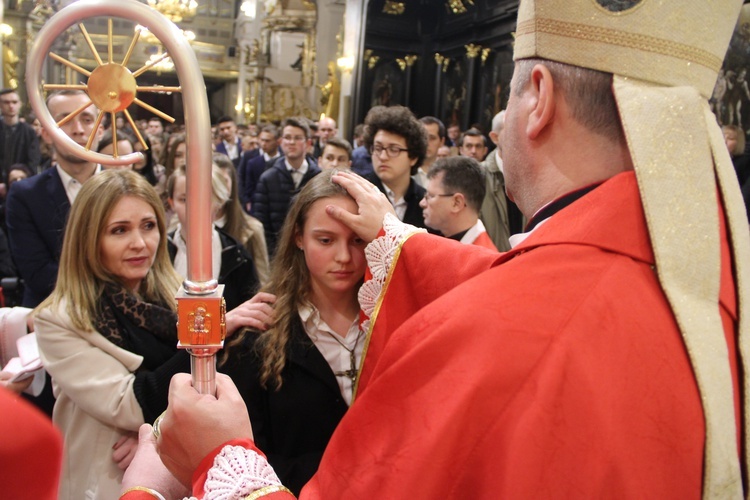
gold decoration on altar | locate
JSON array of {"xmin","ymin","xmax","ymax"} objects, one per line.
[
  {"xmin": 146, "ymin": 0, "xmax": 197, "ymax": 23},
  {"xmin": 404, "ymin": 54, "xmax": 418, "ymax": 67},
  {"xmin": 383, "ymin": 0, "xmax": 405, "ymax": 15},
  {"xmin": 367, "ymin": 55, "xmax": 379, "ymax": 70},
  {"xmin": 319, "ymin": 61, "xmax": 340, "ymax": 122},
  {"xmin": 442, "ymin": 57, "xmax": 451, "ymax": 72},
  {"xmin": 435, "ymin": 53, "xmax": 445, "ymax": 66},
  {"xmin": 481, "ymin": 47, "xmax": 491, "ymax": 65},
  {"xmin": 465, "ymin": 43, "xmax": 481, "ymax": 58},
  {"xmin": 261, "ymin": 84, "xmax": 314, "ymax": 123},
  {"xmin": 396, "ymin": 58, "xmax": 406, "ymax": 71},
  {"xmin": 447, "ymin": 0, "xmax": 474, "ymax": 14},
  {"xmin": 3, "ymin": 45, "xmax": 19, "ymax": 90}
]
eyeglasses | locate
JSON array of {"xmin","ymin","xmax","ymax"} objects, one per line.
[
  {"xmin": 370, "ymin": 144, "xmax": 410, "ymax": 158},
  {"xmin": 423, "ymin": 192, "xmax": 455, "ymax": 201},
  {"xmin": 282, "ymin": 135, "xmax": 306, "ymax": 142}
]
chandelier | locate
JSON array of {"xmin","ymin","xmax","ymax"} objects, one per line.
[
  {"xmin": 135, "ymin": 24, "xmax": 195, "ymax": 45},
  {"xmin": 146, "ymin": 0, "xmax": 198, "ymax": 23}
]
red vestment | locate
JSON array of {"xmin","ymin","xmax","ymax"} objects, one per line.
[
  {"xmin": 302, "ymin": 171, "xmax": 737, "ymax": 498},
  {"xmin": 0, "ymin": 387, "xmax": 62, "ymax": 499},
  {"xmin": 469, "ymin": 230, "xmax": 498, "ymax": 250},
  {"xmin": 191, "ymin": 171, "xmax": 738, "ymax": 499}
]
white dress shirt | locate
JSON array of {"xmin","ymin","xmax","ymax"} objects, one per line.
[
  {"xmin": 286, "ymin": 158, "xmax": 309, "ymax": 189},
  {"xmin": 383, "ymin": 184, "xmax": 407, "ymax": 221},
  {"xmin": 56, "ymin": 164, "xmax": 101, "ymax": 204},
  {"xmin": 299, "ymin": 303, "xmax": 363, "ymax": 405}
]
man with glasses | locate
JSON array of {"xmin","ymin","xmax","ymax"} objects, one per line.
[
  {"xmin": 419, "ymin": 156, "xmax": 496, "ymax": 249},
  {"xmin": 363, "ymin": 105, "xmax": 428, "ymax": 229},
  {"xmin": 252, "ymin": 117, "xmax": 320, "ymax": 255}
]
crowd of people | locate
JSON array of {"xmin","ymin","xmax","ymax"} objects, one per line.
[{"xmin": 1, "ymin": 0, "xmax": 750, "ymax": 497}]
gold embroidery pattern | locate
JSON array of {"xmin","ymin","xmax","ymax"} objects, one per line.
[
  {"xmin": 243, "ymin": 485, "xmax": 294, "ymax": 500},
  {"xmin": 516, "ymin": 18, "xmax": 721, "ymax": 72}
]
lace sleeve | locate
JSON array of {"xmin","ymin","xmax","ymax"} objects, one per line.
[
  {"xmin": 186, "ymin": 444, "xmax": 293, "ymax": 500},
  {"xmin": 358, "ymin": 213, "xmax": 427, "ymax": 332}
]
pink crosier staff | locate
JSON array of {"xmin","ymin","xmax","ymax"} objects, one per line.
[{"xmin": 26, "ymin": 0, "xmax": 224, "ymax": 395}]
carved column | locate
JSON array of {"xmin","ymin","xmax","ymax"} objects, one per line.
[
  {"xmin": 463, "ymin": 43, "xmax": 481, "ymax": 127},
  {"xmin": 398, "ymin": 54, "xmax": 417, "ymax": 109},
  {"xmin": 434, "ymin": 53, "xmax": 445, "ymax": 118}
]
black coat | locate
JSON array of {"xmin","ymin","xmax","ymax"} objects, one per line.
[
  {"xmin": 220, "ymin": 315, "xmax": 348, "ymax": 496},
  {"xmin": 251, "ymin": 157, "xmax": 320, "ymax": 256},
  {"xmin": 5, "ymin": 167, "xmax": 69, "ymax": 307},
  {"xmin": 0, "ymin": 121, "xmax": 41, "ymax": 173},
  {"xmin": 168, "ymin": 226, "xmax": 259, "ymax": 311},
  {"xmin": 239, "ymin": 151, "xmax": 282, "ymax": 211}
]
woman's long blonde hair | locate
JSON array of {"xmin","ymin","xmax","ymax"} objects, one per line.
[
  {"xmin": 225, "ymin": 170, "xmax": 359, "ymax": 389},
  {"xmin": 37, "ymin": 169, "xmax": 182, "ymax": 331}
]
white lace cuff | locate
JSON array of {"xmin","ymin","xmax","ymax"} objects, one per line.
[
  {"xmin": 358, "ymin": 213, "xmax": 426, "ymax": 330},
  {"xmin": 183, "ymin": 444, "xmax": 287, "ymax": 500}
]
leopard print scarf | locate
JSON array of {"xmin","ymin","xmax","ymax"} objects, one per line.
[{"xmin": 93, "ymin": 283, "xmax": 178, "ymax": 349}]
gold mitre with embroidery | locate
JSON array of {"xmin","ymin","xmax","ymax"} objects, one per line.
[{"xmin": 513, "ymin": 0, "xmax": 741, "ymax": 97}]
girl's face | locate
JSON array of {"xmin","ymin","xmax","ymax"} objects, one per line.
[
  {"xmin": 296, "ymin": 196, "xmax": 367, "ymax": 300},
  {"xmin": 174, "ymin": 142, "xmax": 187, "ymax": 170},
  {"xmin": 169, "ymin": 174, "xmax": 188, "ymax": 228}
]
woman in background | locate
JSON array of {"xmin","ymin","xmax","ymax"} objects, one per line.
[
  {"xmin": 167, "ymin": 164, "xmax": 271, "ymax": 332},
  {"xmin": 212, "ymin": 152, "xmax": 270, "ymax": 284}
]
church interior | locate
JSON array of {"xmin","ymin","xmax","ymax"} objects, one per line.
[{"xmin": 0, "ymin": 0, "xmax": 518, "ymax": 136}]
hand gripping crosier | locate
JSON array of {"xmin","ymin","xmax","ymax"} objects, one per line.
[{"xmin": 26, "ymin": 0, "xmax": 225, "ymax": 395}]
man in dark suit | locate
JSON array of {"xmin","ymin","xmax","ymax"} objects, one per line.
[
  {"xmin": 238, "ymin": 124, "xmax": 281, "ymax": 213},
  {"xmin": 6, "ymin": 90, "xmax": 102, "ymax": 307},
  {"xmin": 214, "ymin": 116, "xmax": 243, "ymax": 167},
  {"xmin": 0, "ymin": 89, "xmax": 41, "ymax": 186},
  {"xmin": 312, "ymin": 116, "xmax": 337, "ymax": 159},
  {"xmin": 252, "ymin": 118, "xmax": 320, "ymax": 256}
]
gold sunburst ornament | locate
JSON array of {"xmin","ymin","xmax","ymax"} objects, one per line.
[
  {"xmin": 39, "ymin": 18, "xmax": 181, "ymax": 159},
  {"xmin": 25, "ymin": 0, "xmax": 207, "ymax": 168}
]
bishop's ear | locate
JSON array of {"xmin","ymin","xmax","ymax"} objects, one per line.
[{"xmin": 526, "ymin": 63, "xmax": 556, "ymax": 140}]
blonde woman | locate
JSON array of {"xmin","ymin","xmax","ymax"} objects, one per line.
[{"xmin": 35, "ymin": 169, "xmax": 189, "ymax": 499}]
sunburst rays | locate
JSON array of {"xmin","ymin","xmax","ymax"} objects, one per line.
[{"xmin": 43, "ymin": 18, "xmax": 181, "ymax": 158}]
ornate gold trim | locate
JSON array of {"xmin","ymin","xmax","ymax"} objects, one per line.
[
  {"xmin": 516, "ymin": 17, "xmax": 722, "ymax": 72},
  {"xmin": 382, "ymin": 0, "xmax": 405, "ymax": 15},
  {"xmin": 243, "ymin": 485, "xmax": 294, "ymax": 500},
  {"xmin": 481, "ymin": 47, "xmax": 491, "ymax": 65},
  {"xmin": 465, "ymin": 43, "xmax": 482, "ymax": 58},
  {"xmin": 442, "ymin": 57, "xmax": 451, "ymax": 73}
]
